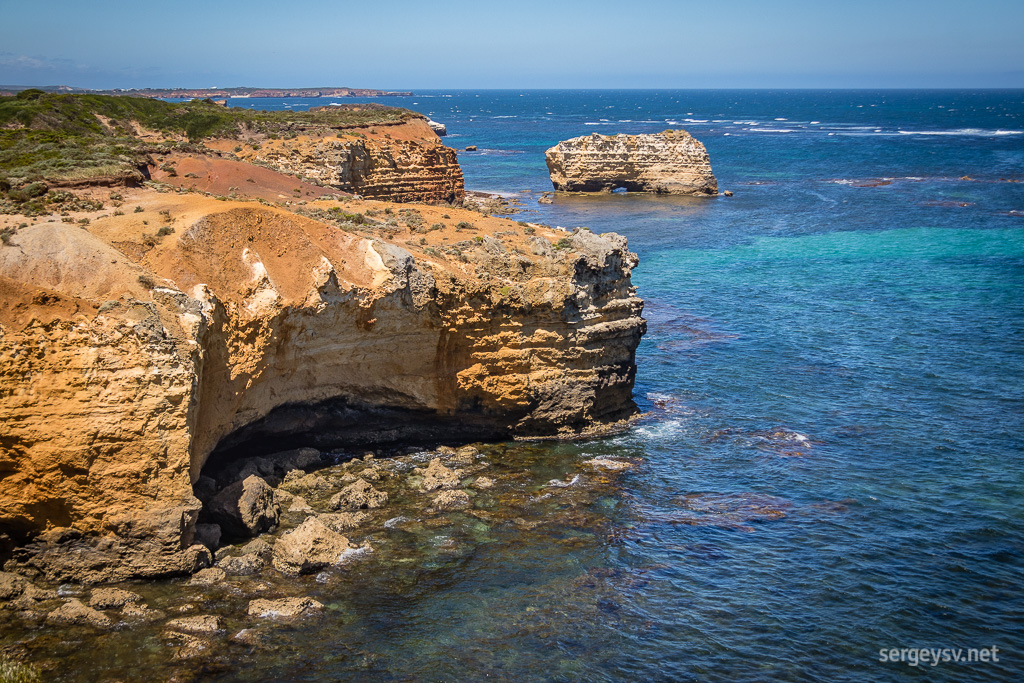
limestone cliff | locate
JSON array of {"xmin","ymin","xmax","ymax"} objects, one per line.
[
  {"xmin": 235, "ymin": 119, "xmax": 464, "ymax": 203},
  {"xmin": 0, "ymin": 193, "xmax": 643, "ymax": 582},
  {"xmin": 545, "ymin": 129, "xmax": 717, "ymax": 195}
]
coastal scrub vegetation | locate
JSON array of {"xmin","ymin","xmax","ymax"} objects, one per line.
[{"xmin": 0, "ymin": 92, "xmax": 417, "ymax": 200}]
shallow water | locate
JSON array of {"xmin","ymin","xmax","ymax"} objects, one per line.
[{"xmin": 6, "ymin": 90, "xmax": 1023, "ymax": 680}]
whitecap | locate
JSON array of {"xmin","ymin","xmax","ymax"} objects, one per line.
[
  {"xmin": 338, "ymin": 545, "xmax": 372, "ymax": 564},
  {"xmin": 384, "ymin": 516, "xmax": 409, "ymax": 528},
  {"xmin": 546, "ymin": 474, "xmax": 582, "ymax": 488},
  {"xmin": 898, "ymin": 129, "xmax": 1023, "ymax": 136}
]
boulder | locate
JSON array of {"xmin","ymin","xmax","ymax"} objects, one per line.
[
  {"xmin": 219, "ymin": 553, "xmax": 265, "ymax": 575},
  {"xmin": 581, "ymin": 457, "xmax": 635, "ymax": 471},
  {"xmin": 545, "ymin": 129, "xmax": 717, "ymax": 195},
  {"xmin": 46, "ymin": 599, "xmax": 112, "ymax": 628},
  {"xmin": 319, "ymin": 511, "xmax": 370, "ymax": 533},
  {"xmin": 472, "ymin": 476, "xmax": 495, "ymax": 490},
  {"xmin": 208, "ymin": 475, "xmax": 280, "ymax": 539},
  {"xmin": 188, "ymin": 567, "xmax": 226, "ymax": 586},
  {"xmin": 247, "ymin": 597, "xmax": 323, "ymax": 618},
  {"xmin": 271, "ymin": 517, "xmax": 354, "ymax": 575},
  {"xmin": 432, "ymin": 489, "xmax": 471, "ymax": 511},
  {"xmin": 89, "ymin": 587, "xmax": 142, "ymax": 609},
  {"xmin": 166, "ymin": 614, "xmax": 222, "ymax": 633},
  {"xmin": 329, "ymin": 478, "xmax": 388, "ymax": 510},
  {"xmin": 241, "ymin": 538, "xmax": 273, "ymax": 558},
  {"xmin": 414, "ymin": 459, "xmax": 462, "ymax": 491}
]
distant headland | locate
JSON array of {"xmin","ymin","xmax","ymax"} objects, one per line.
[{"xmin": 0, "ymin": 85, "xmax": 412, "ymax": 98}]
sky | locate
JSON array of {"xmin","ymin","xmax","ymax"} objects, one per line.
[{"xmin": 1, "ymin": 0, "xmax": 1023, "ymax": 89}]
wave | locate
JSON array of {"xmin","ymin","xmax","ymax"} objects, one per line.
[{"xmin": 898, "ymin": 129, "xmax": 1023, "ymax": 136}]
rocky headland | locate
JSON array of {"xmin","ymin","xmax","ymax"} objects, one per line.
[
  {"xmin": 0, "ymin": 94, "xmax": 646, "ymax": 584},
  {"xmin": 545, "ymin": 129, "xmax": 718, "ymax": 195}
]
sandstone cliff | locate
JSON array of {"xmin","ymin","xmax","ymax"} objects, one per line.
[
  {"xmin": 234, "ymin": 119, "xmax": 464, "ymax": 204},
  {"xmin": 545, "ymin": 129, "xmax": 717, "ymax": 195},
  {"xmin": 0, "ymin": 192, "xmax": 644, "ymax": 582}
]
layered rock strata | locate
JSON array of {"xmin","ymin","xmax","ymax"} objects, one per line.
[
  {"xmin": 0, "ymin": 197, "xmax": 644, "ymax": 582},
  {"xmin": 545, "ymin": 129, "xmax": 717, "ymax": 195},
  {"xmin": 237, "ymin": 119, "xmax": 464, "ymax": 203}
]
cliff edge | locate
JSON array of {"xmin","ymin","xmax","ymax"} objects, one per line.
[
  {"xmin": 545, "ymin": 129, "xmax": 717, "ymax": 195},
  {"xmin": 0, "ymin": 191, "xmax": 645, "ymax": 582}
]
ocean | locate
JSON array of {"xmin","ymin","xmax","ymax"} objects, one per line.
[{"xmin": 66, "ymin": 91, "xmax": 1024, "ymax": 680}]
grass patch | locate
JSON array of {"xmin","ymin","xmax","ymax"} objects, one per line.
[{"xmin": 0, "ymin": 93, "xmax": 418, "ymax": 189}]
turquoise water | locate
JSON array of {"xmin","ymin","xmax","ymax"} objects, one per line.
[{"xmin": 44, "ymin": 91, "xmax": 1024, "ymax": 680}]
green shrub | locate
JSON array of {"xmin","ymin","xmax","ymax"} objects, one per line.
[
  {"xmin": 0, "ymin": 656, "xmax": 42, "ymax": 682},
  {"xmin": 157, "ymin": 226, "xmax": 175, "ymax": 237},
  {"xmin": 137, "ymin": 274, "xmax": 156, "ymax": 289},
  {"xmin": 455, "ymin": 221, "xmax": 473, "ymax": 231},
  {"xmin": 134, "ymin": 205, "xmax": 144, "ymax": 213},
  {"xmin": 554, "ymin": 237, "xmax": 573, "ymax": 250}
]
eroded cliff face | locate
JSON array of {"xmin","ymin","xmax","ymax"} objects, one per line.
[
  {"xmin": 0, "ymin": 194, "xmax": 643, "ymax": 582},
  {"xmin": 546, "ymin": 129, "xmax": 718, "ymax": 195},
  {"xmin": 236, "ymin": 119, "xmax": 465, "ymax": 203}
]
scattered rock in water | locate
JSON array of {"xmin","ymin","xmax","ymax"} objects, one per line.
[
  {"xmin": 89, "ymin": 587, "xmax": 141, "ymax": 610},
  {"xmin": 231, "ymin": 628, "xmax": 268, "ymax": 647},
  {"xmin": 659, "ymin": 492, "xmax": 794, "ymax": 532},
  {"xmin": 330, "ymin": 478, "xmax": 388, "ymax": 511},
  {"xmin": 122, "ymin": 602, "xmax": 155, "ymax": 619},
  {"xmin": 280, "ymin": 470, "xmax": 332, "ymax": 494},
  {"xmin": 46, "ymin": 599, "xmax": 111, "ymax": 628},
  {"xmin": 582, "ymin": 458, "xmax": 635, "ymax": 471},
  {"xmin": 356, "ymin": 465, "xmax": 385, "ymax": 482},
  {"xmin": 193, "ymin": 523, "xmax": 221, "ymax": 550},
  {"xmin": 319, "ymin": 511, "xmax": 370, "ymax": 533},
  {"xmin": 164, "ymin": 631, "xmax": 209, "ymax": 660},
  {"xmin": 188, "ymin": 567, "xmax": 226, "ymax": 586},
  {"xmin": 218, "ymin": 554, "xmax": 265, "ymax": 576},
  {"xmin": 472, "ymin": 476, "xmax": 495, "ymax": 490},
  {"xmin": 272, "ymin": 517, "xmax": 355, "ymax": 576},
  {"xmin": 247, "ymin": 597, "xmax": 323, "ymax": 618},
  {"xmin": 415, "ymin": 459, "xmax": 462, "ymax": 491},
  {"xmin": 465, "ymin": 145, "xmax": 477, "ymax": 151},
  {"xmin": 208, "ymin": 475, "xmax": 280, "ymax": 539},
  {"xmin": 166, "ymin": 615, "xmax": 221, "ymax": 633},
  {"xmin": 436, "ymin": 446, "xmax": 458, "ymax": 456},
  {"xmin": 709, "ymin": 427, "xmax": 818, "ymax": 457},
  {"xmin": 451, "ymin": 446, "xmax": 479, "ymax": 465},
  {"xmin": 432, "ymin": 490, "xmax": 471, "ymax": 511}
]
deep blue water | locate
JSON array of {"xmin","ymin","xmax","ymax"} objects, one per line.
[{"xmin": 227, "ymin": 91, "xmax": 1023, "ymax": 680}]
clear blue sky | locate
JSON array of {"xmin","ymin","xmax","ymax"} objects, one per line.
[{"xmin": 2, "ymin": 0, "xmax": 1022, "ymax": 89}]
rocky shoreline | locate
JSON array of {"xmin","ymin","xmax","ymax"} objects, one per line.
[{"xmin": 0, "ymin": 439, "xmax": 640, "ymax": 679}]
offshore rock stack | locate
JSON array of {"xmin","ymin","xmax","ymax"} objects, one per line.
[{"xmin": 545, "ymin": 129, "xmax": 718, "ymax": 196}]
